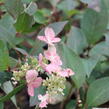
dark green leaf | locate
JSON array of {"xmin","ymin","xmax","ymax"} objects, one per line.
[
  {"xmin": 49, "ymin": 0, "xmax": 59, "ymax": 7},
  {"xmin": 80, "ymin": 0, "xmax": 91, "ymax": 4},
  {"xmin": 38, "ymin": 21, "xmax": 68, "ymax": 36},
  {"xmin": 0, "ymin": 102, "xmax": 4, "ymax": 109},
  {"xmin": 14, "ymin": 13, "xmax": 33, "ymax": 33},
  {"xmin": 57, "ymin": 0, "xmax": 79, "ymax": 12},
  {"xmin": 67, "ymin": 26, "xmax": 88, "ymax": 55},
  {"xmin": 89, "ymin": 42, "xmax": 109, "ymax": 56},
  {"xmin": 66, "ymin": 100, "xmax": 76, "ymax": 109},
  {"xmin": 33, "ymin": 10, "xmax": 47, "ymax": 24},
  {"xmin": 4, "ymin": 0, "xmax": 24, "ymax": 18},
  {"xmin": 82, "ymin": 55, "xmax": 100, "ymax": 77},
  {"xmin": 0, "ymin": 72, "xmax": 12, "ymax": 84},
  {"xmin": 0, "ymin": 40, "xmax": 9, "ymax": 71},
  {"xmin": 21, "ymin": 0, "xmax": 37, "ymax": 4},
  {"xmin": 86, "ymin": 77, "xmax": 109, "ymax": 107},
  {"xmin": 2, "ymin": 81, "xmax": 17, "ymax": 107},
  {"xmin": 9, "ymin": 57, "xmax": 18, "ymax": 68},
  {"xmin": 0, "ymin": 15, "xmax": 16, "ymax": 46},
  {"xmin": 14, "ymin": 47, "xmax": 29, "ymax": 56},
  {"xmin": 25, "ymin": 2, "xmax": 37, "ymax": 16},
  {"xmin": 0, "ymin": 83, "xmax": 25, "ymax": 102},
  {"xmin": 81, "ymin": 8, "xmax": 108, "ymax": 44}
]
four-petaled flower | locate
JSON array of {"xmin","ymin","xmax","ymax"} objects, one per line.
[
  {"xmin": 44, "ymin": 46, "xmax": 62, "ymax": 66},
  {"xmin": 59, "ymin": 68, "xmax": 75, "ymax": 77},
  {"xmin": 37, "ymin": 27, "xmax": 61, "ymax": 45},
  {"xmin": 38, "ymin": 94, "xmax": 49, "ymax": 108},
  {"xmin": 26, "ymin": 70, "xmax": 42, "ymax": 96}
]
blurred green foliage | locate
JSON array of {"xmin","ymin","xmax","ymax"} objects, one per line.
[{"xmin": 0, "ymin": 0, "xmax": 109, "ymax": 108}]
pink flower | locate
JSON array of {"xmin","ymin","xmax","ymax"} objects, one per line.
[
  {"xmin": 59, "ymin": 68, "xmax": 75, "ymax": 77},
  {"xmin": 44, "ymin": 46, "xmax": 62, "ymax": 66},
  {"xmin": 37, "ymin": 27, "xmax": 61, "ymax": 45},
  {"xmin": 38, "ymin": 94, "xmax": 49, "ymax": 108},
  {"xmin": 26, "ymin": 70, "xmax": 42, "ymax": 96},
  {"xmin": 45, "ymin": 63, "xmax": 61, "ymax": 74}
]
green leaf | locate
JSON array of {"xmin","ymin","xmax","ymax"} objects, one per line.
[
  {"xmin": 25, "ymin": 2, "xmax": 37, "ymax": 16},
  {"xmin": 14, "ymin": 47, "xmax": 29, "ymax": 56},
  {"xmin": 4, "ymin": 0, "xmax": 24, "ymax": 18},
  {"xmin": 89, "ymin": 42, "xmax": 109, "ymax": 56},
  {"xmin": 2, "ymin": 81, "xmax": 17, "ymax": 107},
  {"xmin": 86, "ymin": 77, "xmax": 109, "ymax": 107},
  {"xmin": 9, "ymin": 57, "xmax": 18, "ymax": 68},
  {"xmin": 81, "ymin": 8, "xmax": 108, "ymax": 44},
  {"xmin": 0, "ymin": 40, "xmax": 9, "ymax": 71},
  {"xmin": 105, "ymin": 32, "xmax": 109, "ymax": 46},
  {"xmin": 80, "ymin": 0, "xmax": 92, "ymax": 4},
  {"xmin": 14, "ymin": 13, "xmax": 33, "ymax": 33},
  {"xmin": 21, "ymin": 0, "xmax": 37, "ymax": 4},
  {"xmin": 33, "ymin": 10, "xmax": 47, "ymax": 24},
  {"xmin": 49, "ymin": 0, "xmax": 59, "ymax": 7},
  {"xmin": 40, "ymin": 9, "xmax": 51, "ymax": 17},
  {"xmin": 103, "ymin": 0, "xmax": 109, "ymax": 29},
  {"xmin": 13, "ymin": 37, "xmax": 24, "ymax": 45},
  {"xmin": 0, "ymin": 14, "xmax": 16, "ymax": 46},
  {"xmin": 66, "ymin": 100, "xmax": 76, "ymax": 109},
  {"xmin": 57, "ymin": 43, "xmax": 86, "ymax": 88},
  {"xmin": 0, "ymin": 102, "xmax": 4, "ymax": 109},
  {"xmin": 0, "ymin": 83, "xmax": 25, "ymax": 102},
  {"xmin": 82, "ymin": 55, "xmax": 100, "ymax": 77},
  {"xmin": 66, "ymin": 26, "xmax": 88, "ymax": 55},
  {"xmin": 63, "ymin": 82, "xmax": 72, "ymax": 97},
  {"xmin": 57, "ymin": 0, "xmax": 79, "ymax": 12},
  {"xmin": 38, "ymin": 21, "xmax": 68, "ymax": 36},
  {"xmin": 0, "ymin": 72, "xmax": 12, "ymax": 84},
  {"xmin": 30, "ymin": 86, "xmax": 46, "ymax": 106}
]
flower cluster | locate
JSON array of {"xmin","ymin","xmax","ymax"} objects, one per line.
[{"xmin": 13, "ymin": 27, "xmax": 75, "ymax": 108}]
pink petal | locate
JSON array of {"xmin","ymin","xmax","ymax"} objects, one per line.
[
  {"xmin": 38, "ymin": 54, "xmax": 47, "ymax": 70},
  {"xmin": 37, "ymin": 36, "xmax": 47, "ymax": 43},
  {"xmin": 39, "ymin": 101, "xmax": 48, "ymax": 108},
  {"xmin": 66, "ymin": 68, "xmax": 75, "ymax": 76},
  {"xmin": 52, "ymin": 38, "xmax": 61, "ymax": 43},
  {"xmin": 59, "ymin": 70, "xmax": 68, "ymax": 77},
  {"xmin": 46, "ymin": 64, "xmax": 61, "ymax": 74},
  {"xmin": 45, "ymin": 27, "xmax": 55, "ymax": 39},
  {"xmin": 38, "ymin": 94, "xmax": 49, "ymax": 108},
  {"xmin": 32, "ymin": 77, "xmax": 42, "ymax": 88},
  {"xmin": 38, "ymin": 53, "xmax": 43, "ymax": 66},
  {"xmin": 52, "ymin": 55, "xmax": 62, "ymax": 66},
  {"xmin": 59, "ymin": 69, "xmax": 75, "ymax": 77},
  {"xmin": 26, "ymin": 70, "xmax": 38, "ymax": 83},
  {"xmin": 38, "ymin": 94, "xmax": 43, "ymax": 100},
  {"xmin": 27, "ymin": 84, "xmax": 34, "ymax": 96},
  {"xmin": 44, "ymin": 46, "xmax": 59, "ymax": 63}
]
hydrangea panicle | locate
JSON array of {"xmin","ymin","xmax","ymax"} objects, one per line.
[{"xmin": 13, "ymin": 27, "xmax": 75, "ymax": 109}]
